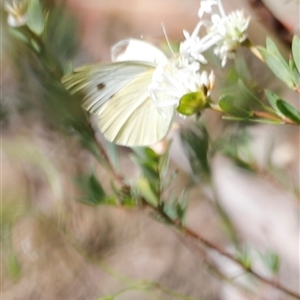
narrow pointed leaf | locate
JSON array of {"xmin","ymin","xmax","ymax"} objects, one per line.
[
  {"xmin": 258, "ymin": 39, "xmax": 294, "ymax": 88},
  {"xmin": 276, "ymin": 100, "xmax": 300, "ymax": 123},
  {"xmin": 219, "ymin": 94, "xmax": 252, "ymax": 118},
  {"xmin": 289, "ymin": 59, "xmax": 300, "ymax": 87},
  {"xmin": 74, "ymin": 172, "xmax": 107, "ymax": 205},
  {"xmin": 180, "ymin": 123, "xmax": 211, "ymax": 179},
  {"xmin": 132, "ymin": 147, "xmax": 159, "ymax": 165},
  {"xmin": 136, "ymin": 177, "xmax": 159, "ymax": 207},
  {"xmin": 238, "ymin": 80, "xmax": 269, "ymax": 111},
  {"xmin": 27, "ymin": 0, "xmax": 44, "ymax": 35},
  {"xmin": 292, "ymin": 35, "xmax": 300, "ymax": 74},
  {"xmin": 264, "ymin": 90, "xmax": 282, "ymax": 114}
]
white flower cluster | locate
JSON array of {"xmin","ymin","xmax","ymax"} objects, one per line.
[
  {"xmin": 149, "ymin": 56, "xmax": 203, "ymax": 107},
  {"xmin": 149, "ymin": 0, "xmax": 250, "ymax": 110},
  {"xmin": 183, "ymin": 0, "xmax": 250, "ymax": 66}
]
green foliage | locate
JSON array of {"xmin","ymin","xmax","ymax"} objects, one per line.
[
  {"xmin": 265, "ymin": 90, "xmax": 300, "ymax": 123},
  {"xmin": 44, "ymin": 4, "xmax": 79, "ymax": 65},
  {"xmin": 219, "ymin": 94, "xmax": 253, "ymax": 118},
  {"xmin": 264, "ymin": 90, "xmax": 283, "ymax": 115},
  {"xmin": 161, "ymin": 191, "xmax": 188, "ymax": 226},
  {"xmin": 6, "ymin": 0, "xmax": 103, "ymax": 161},
  {"xmin": 74, "ymin": 172, "xmax": 109, "ymax": 205},
  {"xmin": 276, "ymin": 99, "xmax": 300, "ymax": 123},
  {"xmin": 131, "ymin": 145, "xmax": 174, "ymax": 207},
  {"xmin": 180, "ymin": 123, "xmax": 211, "ymax": 180},
  {"xmin": 135, "ymin": 177, "xmax": 159, "ymax": 207},
  {"xmin": 292, "ymin": 36, "xmax": 300, "ymax": 75},
  {"xmin": 131, "ymin": 144, "xmax": 188, "ymax": 225},
  {"xmin": 259, "ymin": 250, "xmax": 280, "ymax": 275},
  {"xmin": 258, "ymin": 37, "xmax": 300, "ymax": 90},
  {"xmin": 219, "ymin": 76, "xmax": 279, "ymax": 122},
  {"xmin": 27, "ymin": 0, "xmax": 44, "ymax": 35},
  {"xmin": 131, "ymin": 147, "xmax": 160, "ymax": 195},
  {"xmin": 6, "ymin": 253, "xmax": 22, "ymax": 281},
  {"xmin": 216, "ymin": 127, "xmax": 255, "ymax": 171},
  {"xmin": 219, "ymin": 75, "xmax": 263, "ymax": 119},
  {"xmin": 237, "ymin": 245, "xmax": 252, "ymax": 270}
]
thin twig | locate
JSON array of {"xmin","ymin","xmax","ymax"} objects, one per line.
[
  {"xmin": 252, "ymin": 111, "xmax": 297, "ymax": 125},
  {"xmin": 173, "ymin": 231, "xmax": 268, "ymax": 300},
  {"xmin": 166, "ymin": 214, "xmax": 300, "ymax": 299},
  {"xmin": 148, "ymin": 203, "xmax": 300, "ymax": 299}
]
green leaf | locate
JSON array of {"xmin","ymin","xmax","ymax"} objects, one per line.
[
  {"xmin": 265, "ymin": 38, "xmax": 290, "ymax": 69},
  {"xmin": 6, "ymin": 253, "xmax": 21, "ymax": 281},
  {"xmin": 136, "ymin": 177, "xmax": 159, "ymax": 207},
  {"xmin": 74, "ymin": 172, "xmax": 108, "ymax": 205},
  {"xmin": 9, "ymin": 28, "xmax": 29, "ymax": 44},
  {"xmin": 176, "ymin": 190, "xmax": 188, "ymax": 226},
  {"xmin": 234, "ymin": 56, "xmax": 252, "ymax": 84},
  {"xmin": 158, "ymin": 141, "xmax": 171, "ymax": 179},
  {"xmin": 27, "ymin": 0, "xmax": 45, "ymax": 35},
  {"xmin": 237, "ymin": 246, "xmax": 252, "ymax": 270},
  {"xmin": 258, "ymin": 39, "xmax": 294, "ymax": 88},
  {"xmin": 131, "ymin": 156, "xmax": 158, "ymax": 182},
  {"xmin": 30, "ymin": 38, "xmax": 41, "ymax": 52},
  {"xmin": 276, "ymin": 100, "xmax": 300, "ymax": 123},
  {"xmin": 292, "ymin": 35, "xmax": 300, "ymax": 74},
  {"xmin": 44, "ymin": 5, "xmax": 79, "ymax": 61},
  {"xmin": 160, "ymin": 191, "xmax": 188, "ymax": 224},
  {"xmin": 216, "ymin": 128, "xmax": 256, "ymax": 172},
  {"xmin": 161, "ymin": 200, "xmax": 178, "ymax": 222},
  {"xmin": 131, "ymin": 147, "xmax": 162, "ymax": 197},
  {"xmin": 289, "ymin": 58, "xmax": 300, "ymax": 87},
  {"xmin": 264, "ymin": 90, "xmax": 281, "ymax": 114},
  {"xmin": 259, "ymin": 250, "xmax": 280, "ymax": 275},
  {"xmin": 177, "ymin": 91, "xmax": 207, "ymax": 116},
  {"xmin": 121, "ymin": 197, "xmax": 138, "ymax": 207},
  {"xmin": 180, "ymin": 123, "xmax": 211, "ymax": 179},
  {"xmin": 237, "ymin": 80, "xmax": 269, "ymax": 111},
  {"xmin": 132, "ymin": 147, "xmax": 159, "ymax": 165},
  {"xmin": 219, "ymin": 94, "xmax": 252, "ymax": 118}
]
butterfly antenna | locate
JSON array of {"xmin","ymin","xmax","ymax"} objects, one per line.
[{"xmin": 161, "ymin": 23, "xmax": 174, "ymax": 55}]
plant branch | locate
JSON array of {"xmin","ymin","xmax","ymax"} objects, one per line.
[
  {"xmin": 147, "ymin": 190, "xmax": 299, "ymax": 298},
  {"xmin": 252, "ymin": 111, "xmax": 297, "ymax": 125},
  {"xmin": 209, "ymin": 103, "xmax": 298, "ymax": 125},
  {"xmin": 154, "ymin": 205, "xmax": 300, "ymax": 299}
]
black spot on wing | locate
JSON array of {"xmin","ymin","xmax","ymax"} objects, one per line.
[{"xmin": 97, "ymin": 83, "xmax": 106, "ymax": 90}]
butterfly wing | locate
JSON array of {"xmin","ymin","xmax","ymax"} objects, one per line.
[
  {"xmin": 111, "ymin": 39, "xmax": 168, "ymax": 64},
  {"xmin": 62, "ymin": 61, "xmax": 175, "ymax": 146},
  {"xmin": 97, "ymin": 70, "xmax": 174, "ymax": 146}
]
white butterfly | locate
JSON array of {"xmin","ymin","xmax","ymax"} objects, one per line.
[{"xmin": 62, "ymin": 39, "xmax": 175, "ymax": 147}]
